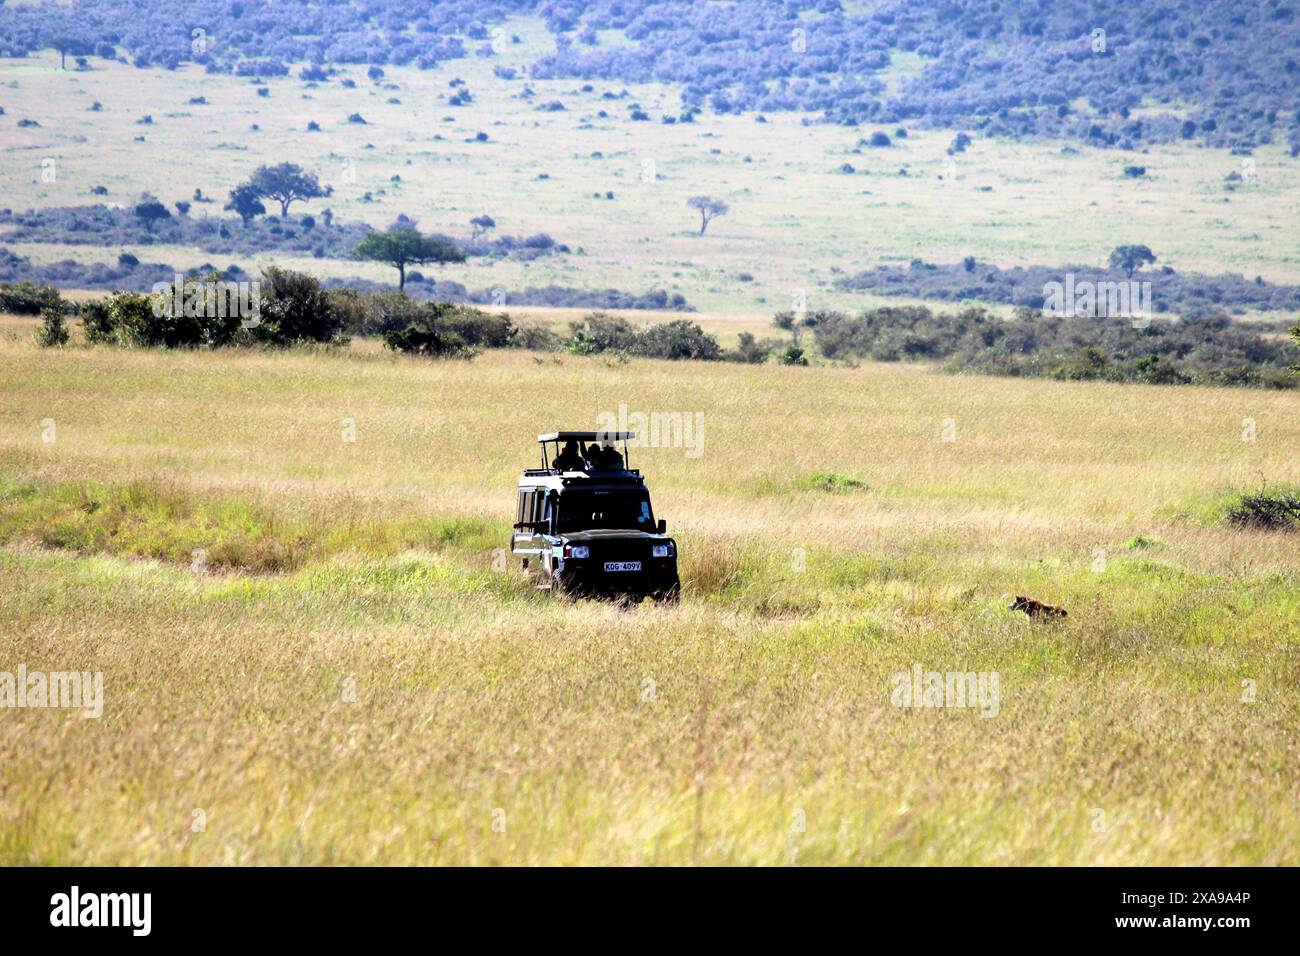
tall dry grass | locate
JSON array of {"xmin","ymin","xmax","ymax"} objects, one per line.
[{"xmin": 0, "ymin": 336, "xmax": 1297, "ymax": 864}]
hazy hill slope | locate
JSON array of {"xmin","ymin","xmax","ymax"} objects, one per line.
[{"xmin": 1, "ymin": 1, "xmax": 1297, "ymax": 148}]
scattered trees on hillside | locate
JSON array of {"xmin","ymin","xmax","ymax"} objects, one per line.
[
  {"xmin": 687, "ymin": 195, "xmax": 729, "ymax": 236},
  {"xmin": 0, "ymin": 1, "xmax": 1295, "ymax": 149}
]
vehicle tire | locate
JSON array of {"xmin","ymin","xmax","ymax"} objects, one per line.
[{"xmin": 655, "ymin": 581, "xmax": 681, "ymax": 605}]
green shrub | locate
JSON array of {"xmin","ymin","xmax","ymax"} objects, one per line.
[
  {"xmin": 35, "ymin": 306, "xmax": 69, "ymax": 347},
  {"xmin": 0, "ymin": 281, "xmax": 63, "ymax": 316},
  {"xmin": 565, "ymin": 312, "xmax": 722, "ymax": 360},
  {"xmin": 1226, "ymin": 490, "xmax": 1300, "ymax": 530},
  {"xmin": 79, "ymin": 298, "xmax": 117, "ymax": 344},
  {"xmin": 434, "ymin": 302, "xmax": 516, "ymax": 348},
  {"xmin": 102, "ymin": 291, "xmax": 163, "ymax": 347},
  {"xmin": 778, "ymin": 345, "xmax": 809, "ymax": 366},
  {"xmin": 255, "ymin": 266, "xmax": 348, "ymax": 345},
  {"xmin": 83, "ymin": 280, "xmax": 252, "ymax": 349},
  {"xmin": 566, "ymin": 312, "xmax": 640, "ymax": 355},
  {"xmin": 325, "ymin": 287, "xmax": 370, "ymax": 337},
  {"xmin": 812, "ymin": 306, "xmax": 1299, "ymax": 388},
  {"xmin": 383, "ymin": 321, "xmax": 475, "ymax": 359},
  {"xmin": 336, "ymin": 289, "xmax": 425, "ymax": 337},
  {"xmin": 149, "ymin": 273, "xmax": 246, "ymax": 348},
  {"xmin": 513, "ymin": 321, "xmax": 562, "ymax": 352},
  {"xmin": 634, "ymin": 319, "xmax": 721, "ymax": 360},
  {"xmin": 727, "ymin": 331, "xmax": 781, "ymax": 363}
]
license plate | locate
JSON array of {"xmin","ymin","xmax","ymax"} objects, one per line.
[{"xmin": 604, "ymin": 561, "xmax": 642, "ymax": 572}]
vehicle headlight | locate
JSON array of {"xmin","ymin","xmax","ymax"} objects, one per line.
[
  {"xmin": 652, "ymin": 544, "xmax": 673, "ymax": 558},
  {"xmin": 570, "ymin": 545, "xmax": 590, "ymax": 559}
]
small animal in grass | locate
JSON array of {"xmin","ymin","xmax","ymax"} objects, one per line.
[{"xmin": 1009, "ymin": 596, "xmax": 1068, "ymax": 619}]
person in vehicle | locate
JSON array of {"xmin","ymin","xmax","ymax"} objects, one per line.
[
  {"xmin": 587, "ymin": 441, "xmax": 624, "ymax": 470},
  {"xmin": 553, "ymin": 439, "xmax": 584, "ymax": 471}
]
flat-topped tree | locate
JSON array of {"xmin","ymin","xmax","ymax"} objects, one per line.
[
  {"xmin": 246, "ymin": 163, "xmax": 328, "ymax": 218},
  {"xmin": 52, "ymin": 35, "xmax": 91, "ymax": 70},
  {"xmin": 353, "ymin": 228, "xmax": 466, "ymax": 292},
  {"xmin": 687, "ymin": 195, "xmax": 729, "ymax": 235},
  {"xmin": 1108, "ymin": 244, "xmax": 1157, "ymax": 279},
  {"xmin": 134, "ymin": 194, "xmax": 171, "ymax": 233}
]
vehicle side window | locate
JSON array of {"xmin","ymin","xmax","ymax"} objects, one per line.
[{"xmin": 518, "ymin": 489, "xmax": 538, "ymax": 528}]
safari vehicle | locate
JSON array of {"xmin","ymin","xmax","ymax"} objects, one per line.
[{"xmin": 513, "ymin": 431, "xmax": 680, "ymax": 603}]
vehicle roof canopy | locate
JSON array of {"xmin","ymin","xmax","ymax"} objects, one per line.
[{"xmin": 538, "ymin": 431, "xmax": 636, "ymax": 443}]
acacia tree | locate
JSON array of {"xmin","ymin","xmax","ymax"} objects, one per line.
[
  {"xmin": 470, "ymin": 214, "xmax": 496, "ymax": 238},
  {"xmin": 52, "ymin": 35, "xmax": 91, "ymax": 70},
  {"xmin": 1108, "ymin": 244, "xmax": 1157, "ymax": 278},
  {"xmin": 353, "ymin": 228, "xmax": 466, "ymax": 291},
  {"xmin": 134, "ymin": 194, "xmax": 171, "ymax": 233},
  {"xmin": 224, "ymin": 184, "xmax": 266, "ymax": 226},
  {"xmin": 687, "ymin": 195, "xmax": 729, "ymax": 235},
  {"xmin": 773, "ymin": 309, "xmax": 825, "ymax": 346},
  {"xmin": 245, "ymin": 162, "xmax": 328, "ymax": 217}
]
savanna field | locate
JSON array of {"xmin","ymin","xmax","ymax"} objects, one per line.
[
  {"xmin": 1, "ymin": 316, "xmax": 1296, "ymax": 865},
  {"xmin": 2, "ymin": 4, "xmax": 1300, "ymax": 870}
]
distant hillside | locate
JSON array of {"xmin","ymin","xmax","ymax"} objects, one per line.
[{"xmin": 1, "ymin": 0, "xmax": 1297, "ymax": 150}]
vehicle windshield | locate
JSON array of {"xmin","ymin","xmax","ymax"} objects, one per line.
[{"xmin": 554, "ymin": 490, "xmax": 654, "ymax": 533}]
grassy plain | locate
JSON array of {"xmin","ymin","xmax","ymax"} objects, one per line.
[
  {"xmin": 0, "ymin": 327, "xmax": 1297, "ymax": 864},
  {"xmin": 3, "ymin": 13, "xmax": 1300, "ymax": 324},
  {"xmin": 1, "ymin": 13, "xmax": 1298, "ymax": 866}
]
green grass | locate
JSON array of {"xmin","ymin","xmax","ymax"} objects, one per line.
[{"xmin": 0, "ymin": 473, "xmax": 506, "ymax": 573}]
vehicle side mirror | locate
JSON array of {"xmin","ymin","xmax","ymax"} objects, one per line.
[{"xmin": 657, "ymin": 518, "xmax": 667, "ymax": 534}]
